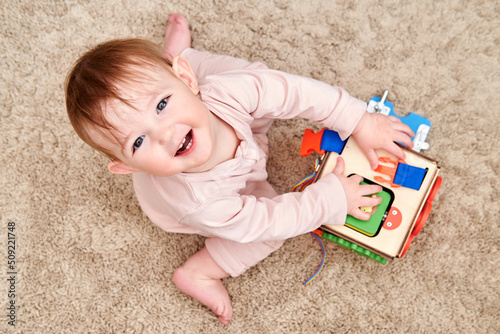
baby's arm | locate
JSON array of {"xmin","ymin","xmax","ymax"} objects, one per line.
[
  {"xmin": 134, "ymin": 171, "xmax": 349, "ymax": 244},
  {"xmin": 204, "ymin": 68, "xmax": 414, "ymax": 168},
  {"xmin": 180, "ymin": 175, "xmax": 349, "ymax": 244},
  {"xmin": 203, "ymin": 68, "xmax": 367, "ymax": 140}
]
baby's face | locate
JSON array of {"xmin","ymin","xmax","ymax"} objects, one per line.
[{"xmin": 94, "ymin": 60, "xmax": 216, "ymax": 176}]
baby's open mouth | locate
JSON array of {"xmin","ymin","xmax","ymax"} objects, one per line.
[{"xmin": 176, "ymin": 130, "xmax": 193, "ymax": 156}]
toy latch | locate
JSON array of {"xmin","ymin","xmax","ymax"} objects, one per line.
[
  {"xmin": 300, "ymin": 128, "xmax": 347, "ymax": 157},
  {"xmin": 374, "ymin": 157, "xmax": 427, "ymax": 190}
]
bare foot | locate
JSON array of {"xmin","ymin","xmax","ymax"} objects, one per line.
[
  {"xmin": 172, "ymin": 248, "xmax": 233, "ymax": 324},
  {"xmin": 163, "ymin": 14, "xmax": 192, "ymax": 62}
]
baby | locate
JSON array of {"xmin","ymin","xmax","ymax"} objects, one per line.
[{"xmin": 65, "ymin": 14, "xmax": 414, "ymax": 324}]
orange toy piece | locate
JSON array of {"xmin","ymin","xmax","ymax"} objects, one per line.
[
  {"xmin": 383, "ymin": 207, "xmax": 402, "ymax": 230},
  {"xmin": 399, "ymin": 176, "xmax": 442, "ymax": 257},
  {"xmin": 300, "ymin": 128, "xmax": 326, "ymax": 157},
  {"xmin": 374, "ymin": 157, "xmax": 406, "ymax": 187}
]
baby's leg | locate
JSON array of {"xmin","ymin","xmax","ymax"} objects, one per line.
[
  {"xmin": 163, "ymin": 14, "xmax": 192, "ymax": 62},
  {"xmin": 172, "ymin": 247, "xmax": 232, "ymax": 325},
  {"xmin": 173, "ymin": 238, "xmax": 284, "ymax": 324}
]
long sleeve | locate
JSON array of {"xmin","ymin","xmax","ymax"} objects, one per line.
[
  {"xmin": 200, "ymin": 67, "xmax": 367, "ymax": 140},
  {"xmin": 180, "ymin": 173, "xmax": 347, "ymax": 243},
  {"xmin": 134, "ymin": 168, "xmax": 347, "ymax": 243}
]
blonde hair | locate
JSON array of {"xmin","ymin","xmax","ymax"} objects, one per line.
[{"xmin": 65, "ymin": 38, "xmax": 172, "ymax": 158}]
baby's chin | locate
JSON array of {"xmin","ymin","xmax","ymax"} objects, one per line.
[{"xmin": 185, "ymin": 148, "xmax": 216, "ymax": 174}]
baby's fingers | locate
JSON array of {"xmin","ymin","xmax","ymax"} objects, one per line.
[
  {"xmin": 389, "ymin": 116, "xmax": 415, "ymax": 137},
  {"xmin": 359, "ymin": 184, "xmax": 382, "ymax": 197},
  {"xmin": 349, "ymin": 209, "xmax": 372, "ymax": 221},
  {"xmin": 361, "ymin": 193, "xmax": 383, "ymax": 206},
  {"xmin": 399, "ymin": 122, "xmax": 415, "ymax": 138},
  {"xmin": 394, "ymin": 131, "xmax": 414, "ymax": 149},
  {"xmin": 350, "ymin": 197, "xmax": 381, "ymax": 221},
  {"xmin": 331, "ymin": 156, "xmax": 345, "ymax": 176},
  {"xmin": 385, "ymin": 142, "xmax": 408, "ymax": 162},
  {"xmin": 364, "ymin": 149, "xmax": 380, "ymax": 170}
]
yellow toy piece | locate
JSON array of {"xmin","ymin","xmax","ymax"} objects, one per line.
[{"xmin": 360, "ymin": 195, "xmax": 378, "ymax": 213}]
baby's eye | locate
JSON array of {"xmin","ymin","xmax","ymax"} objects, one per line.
[
  {"xmin": 133, "ymin": 136, "xmax": 144, "ymax": 153},
  {"xmin": 156, "ymin": 97, "xmax": 169, "ymax": 114}
]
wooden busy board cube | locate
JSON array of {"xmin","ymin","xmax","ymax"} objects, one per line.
[{"xmin": 312, "ymin": 136, "xmax": 441, "ymax": 261}]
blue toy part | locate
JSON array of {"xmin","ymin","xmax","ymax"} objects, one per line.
[
  {"xmin": 393, "ymin": 163, "xmax": 427, "ymax": 190},
  {"xmin": 367, "ymin": 91, "xmax": 431, "ymax": 152},
  {"xmin": 300, "ymin": 128, "xmax": 347, "ymax": 157},
  {"xmin": 320, "ymin": 129, "xmax": 347, "ymax": 154}
]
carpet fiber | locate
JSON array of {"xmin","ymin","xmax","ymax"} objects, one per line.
[{"xmin": 1, "ymin": 0, "xmax": 498, "ymax": 332}]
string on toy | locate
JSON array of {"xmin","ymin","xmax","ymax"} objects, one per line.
[
  {"xmin": 292, "ymin": 156, "xmax": 322, "ymax": 192},
  {"xmin": 303, "ymin": 231, "xmax": 326, "ymax": 286},
  {"xmin": 292, "ymin": 155, "xmax": 326, "ymax": 286}
]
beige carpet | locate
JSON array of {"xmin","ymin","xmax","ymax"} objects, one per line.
[{"xmin": 1, "ymin": 0, "xmax": 499, "ymax": 333}]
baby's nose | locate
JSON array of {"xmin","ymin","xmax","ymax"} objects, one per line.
[{"xmin": 157, "ymin": 125, "xmax": 175, "ymax": 146}]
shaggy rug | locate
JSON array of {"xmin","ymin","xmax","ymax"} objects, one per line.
[{"xmin": 1, "ymin": 0, "xmax": 498, "ymax": 332}]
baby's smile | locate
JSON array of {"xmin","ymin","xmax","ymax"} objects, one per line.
[{"xmin": 176, "ymin": 129, "xmax": 194, "ymax": 156}]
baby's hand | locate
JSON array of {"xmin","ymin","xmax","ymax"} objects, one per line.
[
  {"xmin": 332, "ymin": 157, "xmax": 382, "ymax": 221},
  {"xmin": 352, "ymin": 112, "xmax": 415, "ymax": 170}
]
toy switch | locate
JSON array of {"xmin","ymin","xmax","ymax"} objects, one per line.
[
  {"xmin": 374, "ymin": 157, "xmax": 403, "ymax": 187},
  {"xmin": 374, "ymin": 157, "xmax": 427, "ymax": 190},
  {"xmin": 393, "ymin": 163, "xmax": 427, "ymax": 191}
]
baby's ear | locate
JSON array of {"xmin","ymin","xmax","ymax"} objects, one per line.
[
  {"xmin": 172, "ymin": 56, "xmax": 199, "ymax": 95},
  {"xmin": 107, "ymin": 159, "xmax": 142, "ymax": 174}
]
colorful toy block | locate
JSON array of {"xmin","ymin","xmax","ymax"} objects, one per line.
[{"xmin": 295, "ymin": 98, "xmax": 442, "ymax": 264}]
